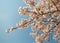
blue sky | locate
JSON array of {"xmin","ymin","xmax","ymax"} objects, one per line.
[{"xmin": 0, "ymin": 0, "xmax": 59, "ymax": 43}]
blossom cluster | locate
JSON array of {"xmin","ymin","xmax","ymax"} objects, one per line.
[{"xmin": 6, "ymin": 0, "xmax": 60, "ymax": 43}]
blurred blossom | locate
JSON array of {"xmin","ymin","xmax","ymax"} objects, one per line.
[{"xmin": 6, "ymin": 0, "xmax": 60, "ymax": 43}]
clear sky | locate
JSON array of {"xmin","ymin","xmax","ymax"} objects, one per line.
[{"xmin": 0, "ymin": 0, "xmax": 59, "ymax": 43}]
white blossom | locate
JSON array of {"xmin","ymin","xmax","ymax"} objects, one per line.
[{"xmin": 7, "ymin": 0, "xmax": 60, "ymax": 43}]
